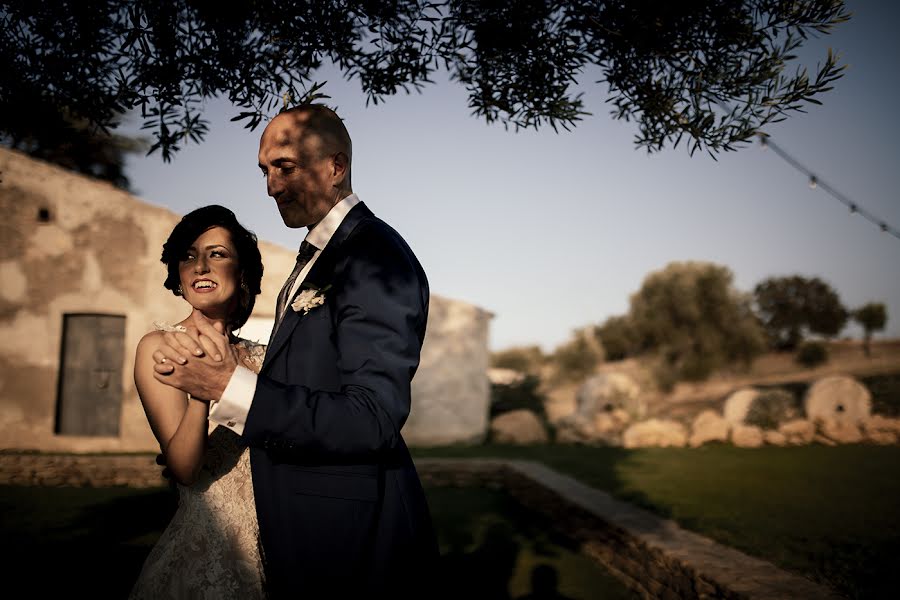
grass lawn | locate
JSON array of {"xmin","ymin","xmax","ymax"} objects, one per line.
[
  {"xmin": 413, "ymin": 444, "xmax": 900, "ymax": 599},
  {"xmin": 0, "ymin": 482, "xmax": 629, "ymax": 599}
]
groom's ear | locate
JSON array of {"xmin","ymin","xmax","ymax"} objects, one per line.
[{"xmin": 331, "ymin": 151, "xmax": 349, "ymax": 186}]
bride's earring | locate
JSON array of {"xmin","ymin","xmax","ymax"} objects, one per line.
[{"xmin": 176, "ymin": 284, "xmax": 183, "ymax": 296}]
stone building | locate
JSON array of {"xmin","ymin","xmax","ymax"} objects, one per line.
[{"xmin": 0, "ymin": 147, "xmax": 491, "ymax": 452}]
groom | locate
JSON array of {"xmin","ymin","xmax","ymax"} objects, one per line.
[{"xmin": 153, "ymin": 104, "xmax": 438, "ymax": 597}]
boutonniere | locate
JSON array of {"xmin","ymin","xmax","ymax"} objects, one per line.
[{"xmin": 291, "ymin": 285, "xmax": 330, "ymax": 315}]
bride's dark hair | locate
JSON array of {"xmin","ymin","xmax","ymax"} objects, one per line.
[{"xmin": 161, "ymin": 205, "xmax": 263, "ymax": 331}]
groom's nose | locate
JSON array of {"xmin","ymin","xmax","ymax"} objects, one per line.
[{"xmin": 266, "ymin": 173, "xmax": 281, "ymax": 198}]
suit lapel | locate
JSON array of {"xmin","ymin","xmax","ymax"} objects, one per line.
[{"xmin": 261, "ymin": 202, "xmax": 373, "ymax": 372}]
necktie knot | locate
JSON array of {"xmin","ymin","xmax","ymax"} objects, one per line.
[{"xmin": 296, "ymin": 241, "xmax": 317, "ymax": 263}]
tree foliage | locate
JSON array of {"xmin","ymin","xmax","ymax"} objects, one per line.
[
  {"xmin": 1, "ymin": 0, "xmax": 850, "ymax": 161},
  {"xmin": 853, "ymin": 302, "xmax": 887, "ymax": 356},
  {"xmin": 490, "ymin": 345, "xmax": 545, "ymax": 374},
  {"xmin": 629, "ymin": 261, "xmax": 766, "ymax": 381},
  {"xmin": 3, "ymin": 105, "xmax": 144, "ymax": 190},
  {"xmin": 594, "ymin": 315, "xmax": 639, "ymax": 361},
  {"xmin": 753, "ymin": 275, "xmax": 848, "ymax": 350}
]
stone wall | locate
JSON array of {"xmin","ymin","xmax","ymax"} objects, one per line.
[{"xmin": 0, "ymin": 148, "xmax": 491, "ymax": 451}]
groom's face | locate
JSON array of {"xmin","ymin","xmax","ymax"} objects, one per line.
[{"xmin": 258, "ymin": 112, "xmax": 339, "ymax": 229}]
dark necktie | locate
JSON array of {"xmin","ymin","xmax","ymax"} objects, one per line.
[{"xmin": 272, "ymin": 240, "xmax": 318, "ymax": 338}]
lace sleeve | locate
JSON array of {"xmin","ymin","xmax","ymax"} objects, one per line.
[
  {"xmin": 237, "ymin": 340, "xmax": 266, "ymax": 374},
  {"xmin": 153, "ymin": 321, "xmax": 187, "ymax": 333}
]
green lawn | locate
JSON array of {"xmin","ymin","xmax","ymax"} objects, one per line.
[
  {"xmin": 0, "ymin": 482, "xmax": 629, "ymax": 600},
  {"xmin": 414, "ymin": 444, "xmax": 900, "ymax": 599}
]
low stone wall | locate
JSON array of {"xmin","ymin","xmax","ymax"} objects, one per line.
[
  {"xmin": 0, "ymin": 452, "xmax": 165, "ymax": 488},
  {"xmin": 417, "ymin": 459, "xmax": 736, "ymax": 599}
]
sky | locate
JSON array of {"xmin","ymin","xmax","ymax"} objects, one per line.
[{"xmin": 122, "ymin": 1, "xmax": 899, "ymax": 353}]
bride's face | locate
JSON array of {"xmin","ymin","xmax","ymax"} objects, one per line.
[{"xmin": 178, "ymin": 226, "xmax": 241, "ymax": 318}]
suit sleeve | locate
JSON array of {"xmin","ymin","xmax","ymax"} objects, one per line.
[{"xmin": 242, "ymin": 228, "xmax": 427, "ymax": 458}]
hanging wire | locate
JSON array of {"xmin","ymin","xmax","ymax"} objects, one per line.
[{"xmin": 758, "ymin": 134, "xmax": 900, "ymax": 241}]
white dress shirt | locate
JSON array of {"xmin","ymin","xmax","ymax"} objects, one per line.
[{"xmin": 209, "ymin": 193, "xmax": 361, "ymax": 434}]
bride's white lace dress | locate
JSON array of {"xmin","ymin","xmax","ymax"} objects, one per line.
[{"xmin": 130, "ymin": 335, "xmax": 267, "ymax": 599}]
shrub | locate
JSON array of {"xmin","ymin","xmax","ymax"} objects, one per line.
[
  {"xmin": 550, "ymin": 335, "xmax": 601, "ymax": 383},
  {"xmin": 490, "ymin": 345, "xmax": 544, "ymax": 374},
  {"xmin": 795, "ymin": 341, "xmax": 828, "ymax": 368},
  {"xmin": 745, "ymin": 388, "xmax": 801, "ymax": 430},
  {"xmin": 490, "ymin": 375, "xmax": 546, "ymax": 419}
]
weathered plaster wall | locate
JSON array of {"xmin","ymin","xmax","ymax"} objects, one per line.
[{"xmin": 406, "ymin": 298, "xmax": 493, "ymax": 445}]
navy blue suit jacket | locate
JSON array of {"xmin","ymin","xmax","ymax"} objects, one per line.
[{"xmin": 242, "ymin": 202, "xmax": 437, "ymax": 597}]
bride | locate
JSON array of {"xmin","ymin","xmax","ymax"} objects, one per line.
[{"xmin": 130, "ymin": 205, "xmax": 266, "ymax": 599}]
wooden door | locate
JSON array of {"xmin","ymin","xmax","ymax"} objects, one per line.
[{"xmin": 55, "ymin": 314, "xmax": 126, "ymax": 436}]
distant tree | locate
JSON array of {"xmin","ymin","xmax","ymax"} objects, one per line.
[
  {"xmin": 753, "ymin": 276, "xmax": 848, "ymax": 350},
  {"xmin": 629, "ymin": 261, "xmax": 766, "ymax": 382},
  {"xmin": 491, "ymin": 345, "xmax": 545, "ymax": 374},
  {"xmin": 595, "ymin": 315, "xmax": 638, "ymax": 361},
  {"xmin": 2, "ymin": 105, "xmax": 144, "ymax": 190},
  {"xmin": 1, "ymin": 1, "xmax": 850, "ymax": 160},
  {"xmin": 853, "ymin": 302, "xmax": 887, "ymax": 357}
]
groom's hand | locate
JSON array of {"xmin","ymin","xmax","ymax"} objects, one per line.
[
  {"xmin": 153, "ymin": 313, "xmax": 224, "ymax": 365},
  {"xmin": 152, "ymin": 310, "xmax": 239, "ymax": 402}
]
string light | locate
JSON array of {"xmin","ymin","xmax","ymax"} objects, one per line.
[{"xmin": 757, "ymin": 134, "xmax": 900, "ymax": 241}]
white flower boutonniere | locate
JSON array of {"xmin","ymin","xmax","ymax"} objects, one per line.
[{"xmin": 291, "ymin": 288, "xmax": 326, "ymax": 315}]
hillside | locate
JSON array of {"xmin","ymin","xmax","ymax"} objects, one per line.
[{"xmin": 543, "ymin": 339, "xmax": 900, "ymax": 424}]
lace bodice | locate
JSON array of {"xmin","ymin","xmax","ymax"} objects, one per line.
[{"xmin": 130, "ymin": 325, "xmax": 266, "ymax": 599}]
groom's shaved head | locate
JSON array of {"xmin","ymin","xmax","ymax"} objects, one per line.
[{"xmin": 277, "ymin": 104, "xmax": 352, "ymax": 163}]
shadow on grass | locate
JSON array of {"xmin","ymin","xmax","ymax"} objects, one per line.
[
  {"xmin": 1, "ymin": 486, "xmax": 177, "ymax": 599},
  {"xmin": 1, "ymin": 483, "xmax": 631, "ymax": 600}
]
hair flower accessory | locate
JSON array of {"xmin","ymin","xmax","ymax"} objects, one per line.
[{"xmin": 291, "ymin": 288, "xmax": 326, "ymax": 315}]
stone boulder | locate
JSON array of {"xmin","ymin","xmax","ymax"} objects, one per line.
[
  {"xmin": 576, "ymin": 372, "xmax": 646, "ymax": 421},
  {"xmin": 555, "ymin": 372, "xmax": 645, "ymax": 445},
  {"xmin": 689, "ymin": 410, "xmax": 730, "ymax": 447},
  {"xmin": 731, "ymin": 425, "xmax": 764, "ymax": 448},
  {"xmin": 778, "ymin": 419, "xmax": 816, "ymax": 445},
  {"xmin": 804, "ymin": 376, "xmax": 871, "ymax": 426},
  {"xmin": 490, "ymin": 410, "xmax": 549, "ymax": 445},
  {"xmin": 592, "ymin": 409, "xmax": 632, "ymax": 443},
  {"xmin": 555, "ymin": 408, "xmax": 631, "ymax": 446},
  {"xmin": 722, "ymin": 388, "xmax": 759, "ymax": 425},
  {"xmin": 622, "ymin": 419, "xmax": 688, "ymax": 449},
  {"xmin": 763, "ymin": 430, "xmax": 787, "ymax": 446},
  {"xmin": 553, "ymin": 413, "xmax": 595, "ymax": 444},
  {"xmin": 862, "ymin": 415, "xmax": 900, "ymax": 445},
  {"xmin": 817, "ymin": 417, "xmax": 863, "ymax": 444}
]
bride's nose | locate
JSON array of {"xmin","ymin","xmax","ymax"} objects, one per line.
[{"xmin": 194, "ymin": 256, "xmax": 210, "ymax": 273}]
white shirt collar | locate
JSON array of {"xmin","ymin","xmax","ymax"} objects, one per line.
[{"xmin": 304, "ymin": 193, "xmax": 361, "ymax": 250}]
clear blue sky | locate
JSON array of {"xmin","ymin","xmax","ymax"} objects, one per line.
[{"xmin": 123, "ymin": 1, "xmax": 899, "ymax": 352}]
